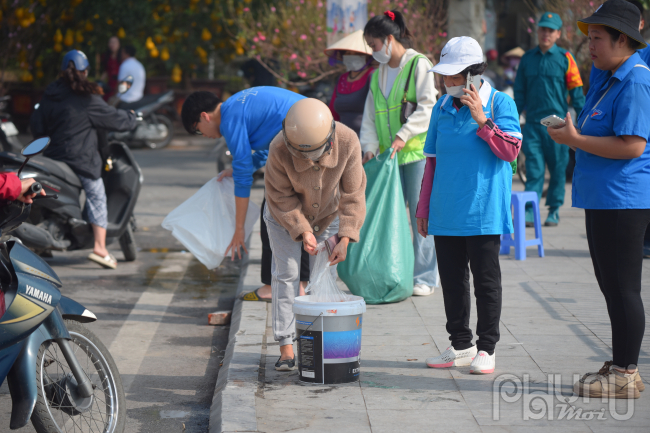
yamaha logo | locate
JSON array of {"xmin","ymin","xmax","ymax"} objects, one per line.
[{"xmin": 26, "ymin": 285, "xmax": 52, "ymax": 305}]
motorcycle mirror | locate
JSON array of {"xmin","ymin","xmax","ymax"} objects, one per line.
[
  {"xmin": 18, "ymin": 137, "xmax": 51, "ymax": 176},
  {"xmin": 22, "ymin": 137, "xmax": 51, "ymax": 157}
]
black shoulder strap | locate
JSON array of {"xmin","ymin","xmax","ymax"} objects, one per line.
[{"xmin": 402, "ymin": 57, "xmax": 419, "ymax": 102}]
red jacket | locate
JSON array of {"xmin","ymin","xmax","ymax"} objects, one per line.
[{"xmin": 0, "ymin": 173, "xmax": 22, "ymax": 201}]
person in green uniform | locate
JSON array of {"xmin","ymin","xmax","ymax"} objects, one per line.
[{"xmin": 514, "ymin": 12, "xmax": 585, "ymax": 226}]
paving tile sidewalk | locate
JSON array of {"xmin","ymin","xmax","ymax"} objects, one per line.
[{"xmin": 211, "ymin": 182, "xmax": 650, "ymax": 433}]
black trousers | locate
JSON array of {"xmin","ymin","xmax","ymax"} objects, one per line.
[
  {"xmin": 260, "ymin": 199, "xmax": 310, "ymax": 285},
  {"xmin": 585, "ymin": 209, "xmax": 650, "ymax": 368},
  {"xmin": 434, "ymin": 235, "xmax": 503, "ymax": 354}
]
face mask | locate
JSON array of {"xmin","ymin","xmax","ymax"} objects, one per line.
[
  {"xmin": 342, "ymin": 55, "xmax": 367, "ymax": 72},
  {"xmin": 445, "ymin": 84, "xmax": 465, "ymax": 98},
  {"xmin": 304, "ymin": 146, "xmax": 328, "ymax": 161},
  {"xmin": 372, "ymin": 39, "xmax": 392, "ymax": 64},
  {"xmin": 118, "ymin": 83, "xmax": 128, "ymax": 94}
]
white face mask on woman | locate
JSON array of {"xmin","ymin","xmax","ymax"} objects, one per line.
[
  {"xmin": 444, "ymin": 84, "xmax": 465, "ymax": 98},
  {"xmin": 445, "ymin": 75, "xmax": 482, "ymax": 98},
  {"xmin": 372, "ymin": 39, "xmax": 392, "ymax": 64},
  {"xmin": 342, "ymin": 55, "xmax": 367, "ymax": 72}
]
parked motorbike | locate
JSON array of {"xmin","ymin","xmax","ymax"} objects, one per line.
[
  {"xmin": 0, "ymin": 96, "xmax": 23, "ymax": 154},
  {"xmin": 109, "ymin": 76, "xmax": 175, "ymax": 150},
  {"xmin": 0, "ymin": 137, "xmax": 126, "ymax": 432},
  {"xmin": 0, "ymin": 136, "xmax": 142, "ymax": 260}
]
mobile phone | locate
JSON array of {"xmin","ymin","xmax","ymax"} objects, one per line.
[
  {"xmin": 540, "ymin": 115, "xmax": 566, "ymax": 129},
  {"xmin": 465, "ymin": 72, "xmax": 481, "ymax": 91},
  {"xmin": 324, "ymin": 234, "xmax": 340, "ymax": 256}
]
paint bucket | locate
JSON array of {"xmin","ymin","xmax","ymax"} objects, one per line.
[{"xmin": 293, "ymin": 295, "xmax": 366, "ymax": 384}]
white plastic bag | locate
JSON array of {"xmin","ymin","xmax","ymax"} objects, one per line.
[
  {"xmin": 304, "ymin": 244, "xmax": 351, "ymax": 302},
  {"xmin": 161, "ymin": 177, "xmax": 259, "ymax": 269}
]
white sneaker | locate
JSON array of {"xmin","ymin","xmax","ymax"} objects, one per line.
[
  {"xmin": 470, "ymin": 350, "xmax": 495, "ymax": 374},
  {"xmin": 413, "ymin": 284, "xmax": 435, "ymax": 296},
  {"xmin": 426, "ymin": 345, "xmax": 477, "ymax": 368}
]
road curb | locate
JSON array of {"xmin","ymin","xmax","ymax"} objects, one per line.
[{"xmin": 209, "ymin": 221, "xmax": 266, "ymax": 433}]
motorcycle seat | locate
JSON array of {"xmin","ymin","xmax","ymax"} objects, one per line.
[{"xmin": 31, "ymin": 155, "xmax": 83, "ymax": 188}]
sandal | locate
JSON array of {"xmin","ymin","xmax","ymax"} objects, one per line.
[
  {"xmin": 88, "ymin": 253, "xmax": 117, "ymax": 269},
  {"xmin": 240, "ymin": 287, "xmax": 272, "ymax": 303}
]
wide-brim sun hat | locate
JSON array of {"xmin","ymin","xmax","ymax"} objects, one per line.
[
  {"xmin": 324, "ymin": 30, "xmax": 373, "ymax": 57},
  {"xmin": 429, "ymin": 36, "xmax": 483, "ymax": 76},
  {"xmin": 577, "ymin": 0, "xmax": 647, "ymax": 49}
]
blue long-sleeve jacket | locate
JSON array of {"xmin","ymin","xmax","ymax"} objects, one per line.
[{"xmin": 219, "ymin": 87, "xmax": 305, "ymax": 198}]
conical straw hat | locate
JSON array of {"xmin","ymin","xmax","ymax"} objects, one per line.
[
  {"xmin": 324, "ymin": 30, "xmax": 373, "ymax": 57},
  {"xmin": 503, "ymin": 47, "xmax": 525, "ymax": 58}
]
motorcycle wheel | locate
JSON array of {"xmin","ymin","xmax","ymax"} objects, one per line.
[
  {"xmin": 517, "ymin": 152, "xmax": 527, "ymax": 184},
  {"xmin": 31, "ymin": 319, "xmax": 126, "ymax": 433},
  {"xmin": 119, "ymin": 222, "xmax": 137, "ymax": 262},
  {"xmin": 144, "ymin": 114, "xmax": 173, "ymax": 150}
]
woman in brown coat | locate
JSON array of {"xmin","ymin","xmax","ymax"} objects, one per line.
[{"xmin": 264, "ymin": 98, "xmax": 367, "ymax": 370}]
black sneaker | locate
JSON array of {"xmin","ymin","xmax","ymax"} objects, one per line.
[{"xmin": 275, "ymin": 357, "xmax": 296, "ymax": 371}]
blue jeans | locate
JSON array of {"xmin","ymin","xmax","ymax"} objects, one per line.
[{"xmin": 399, "ymin": 159, "xmax": 440, "ymax": 287}]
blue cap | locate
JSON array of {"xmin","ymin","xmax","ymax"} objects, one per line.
[
  {"xmin": 538, "ymin": 12, "xmax": 563, "ymax": 30},
  {"xmin": 61, "ymin": 50, "xmax": 89, "ymax": 72}
]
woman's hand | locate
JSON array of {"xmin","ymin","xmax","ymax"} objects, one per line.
[
  {"xmin": 460, "ymin": 85, "xmax": 487, "ymax": 128},
  {"xmin": 390, "ymin": 137, "xmax": 405, "ymax": 160},
  {"xmin": 416, "ymin": 218, "xmax": 428, "ymax": 238},
  {"xmin": 328, "ymin": 237, "xmax": 350, "ymax": 265},
  {"xmin": 546, "ymin": 112, "xmax": 580, "ymax": 149},
  {"xmin": 303, "ymin": 231, "xmax": 318, "ymax": 255},
  {"xmin": 362, "ymin": 151, "xmax": 375, "ymax": 165}
]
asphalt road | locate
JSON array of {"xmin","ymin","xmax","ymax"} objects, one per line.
[{"xmin": 0, "ymin": 143, "xmax": 239, "ymax": 432}]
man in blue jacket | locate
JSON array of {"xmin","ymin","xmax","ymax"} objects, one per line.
[{"xmin": 182, "ymin": 87, "xmax": 306, "ymax": 300}]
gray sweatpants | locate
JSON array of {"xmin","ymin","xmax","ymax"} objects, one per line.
[{"xmin": 263, "ymin": 205, "xmax": 339, "ymax": 347}]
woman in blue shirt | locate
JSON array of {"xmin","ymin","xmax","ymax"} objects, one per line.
[
  {"xmin": 415, "ymin": 37, "xmax": 522, "ymax": 375},
  {"xmin": 547, "ymin": 0, "xmax": 650, "ymax": 399}
]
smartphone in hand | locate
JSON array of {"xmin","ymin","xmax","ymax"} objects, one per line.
[
  {"xmin": 465, "ymin": 72, "xmax": 481, "ymax": 91},
  {"xmin": 540, "ymin": 115, "xmax": 566, "ymax": 129}
]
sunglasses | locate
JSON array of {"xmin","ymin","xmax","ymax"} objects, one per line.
[{"xmin": 192, "ymin": 123, "xmax": 203, "ymax": 136}]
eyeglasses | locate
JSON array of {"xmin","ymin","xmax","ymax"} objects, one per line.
[{"xmin": 192, "ymin": 123, "xmax": 203, "ymax": 136}]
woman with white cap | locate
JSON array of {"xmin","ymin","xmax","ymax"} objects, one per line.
[
  {"xmin": 359, "ymin": 9, "xmax": 439, "ymax": 297},
  {"xmin": 416, "ymin": 37, "xmax": 522, "ymax": 374},
  {"xmin": 264, "ymin": 98, "xmax": 366, "ymax": 370},
  {"xmin": 325, "ymin": 30, "xmax": 375, "ymax": 137}
]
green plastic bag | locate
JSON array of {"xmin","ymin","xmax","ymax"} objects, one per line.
[{"xmin": 338, "ymin": 150, "xmax": 414, "ymax": 304}]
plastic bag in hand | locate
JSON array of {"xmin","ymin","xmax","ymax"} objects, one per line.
[
  {"xmin": 304, "ymin": 244, "xmax": 351, "ymax": 302},
  {"xmin": 161, "ymin": 177, "xmax": 259, "ymax": 269}
]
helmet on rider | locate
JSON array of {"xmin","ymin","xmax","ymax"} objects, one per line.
[
  {"xmin": 282, "ymin": 98, "xmax": 335, "ymax": 161},
  {"xmin": 61, "ymin": 50, "xmax": 90, "ymax": 72}
]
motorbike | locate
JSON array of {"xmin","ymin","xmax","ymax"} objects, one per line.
[
  {"xmin": 0, "ymin": 137, "xmax": 126, "ymax": 432},
  {"xmin": 108, "ymin": 76, "xmax": 175, "ymax": 150},
  {"xmin": 0, "ymin": 96, "xmax": 23, "ymax": 154},
  {"xmin": 0, "ymin": 135, "xmax": 142, "ymax": 260}
]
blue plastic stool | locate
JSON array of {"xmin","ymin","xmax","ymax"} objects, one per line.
[{"xmin": 500, "ymin": 191, "xmax": 544, "ymax": 260}]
